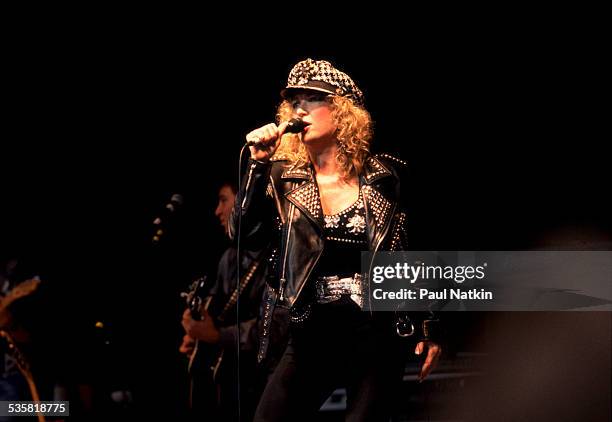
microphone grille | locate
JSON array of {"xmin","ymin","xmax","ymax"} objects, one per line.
[{"xmin": 286, "ymin": 118, "xmax": 306, "ymax": 134}]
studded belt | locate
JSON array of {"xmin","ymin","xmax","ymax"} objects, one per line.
[{"xmin": 315, "ymin": 273, "xmax": 363, "ymax": 308}]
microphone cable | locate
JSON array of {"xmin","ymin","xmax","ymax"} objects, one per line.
[
  {"xmin": 234, "ymin": 143, "xmax": 250, "ymax": 422},
  {"xmin": 234, "ymin": 123, "xmax": 299, "ymax": 420}
]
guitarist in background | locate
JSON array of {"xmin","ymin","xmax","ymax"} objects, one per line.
[{"xmin": 180, "ymin": 181, "xmax": 282, "ymax": 421}]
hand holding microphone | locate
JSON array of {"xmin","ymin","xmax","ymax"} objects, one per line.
[{"xmin": 246, "ymin": 118, "xmax": 308, "ymax": 162}]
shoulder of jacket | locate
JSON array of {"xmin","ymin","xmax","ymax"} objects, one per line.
[
  {"xmin": 267, "ymin": 160, "xmax": 302, "ymax": 188},
  {"xmin": 373, "ymin": 153, "xmax": 408, "ymax": 169},
  {"xmin": 270, "ymin": 153, "xmax": 292, "ymax": 163},
  {"xmin": 269, "ymin": 155, "xmax": 290, "ymax": 176}
]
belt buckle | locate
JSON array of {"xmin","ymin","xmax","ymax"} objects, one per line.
[
  {"xmin": 315, "ymin": 274, "xmax": 364, "ymax": 308},
  {"xmin": 316, "ymin": 275, "xmax": 340, "ymax": 304}
]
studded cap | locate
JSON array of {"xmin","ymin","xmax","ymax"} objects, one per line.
[{"xmin": 281, "ymin": 58, "xmax": 364, "ymax": 106}]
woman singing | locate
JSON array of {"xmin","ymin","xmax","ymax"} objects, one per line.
[{"xmin": 231, "ymin": 58, "xmax": 442, "ymax": 421}]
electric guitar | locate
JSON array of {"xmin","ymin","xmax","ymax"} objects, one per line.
[
  {"xmin": 180, "ymin": 249, "xmax": 269, "ymax": 410},
  {"xmin": 0, "ymin": 277, "xmax": 45, "ymax": 422},
  {"xmin": 181, "ymin": 276, "xmax": 220, "ymax": 409}
]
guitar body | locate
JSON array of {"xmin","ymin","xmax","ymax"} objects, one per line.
[
  {"xmin": 189, "ymin": 337, "xmax": 224, "ymax": 384},
  {"xmin": 182, "ymin": 278, "xmax": 226, "ymax": 411},
  {"xmin": 181, "ymin": 249, "xmax": 268, "ymax": 415},
  {"xmin": 187, "ymin": 339, "xmax": 224, "ymax": 413}
]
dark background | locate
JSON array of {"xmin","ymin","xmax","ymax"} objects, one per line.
[{"xmin": 2, "ymin": 28, "xmax": 610, "ymax": 419}]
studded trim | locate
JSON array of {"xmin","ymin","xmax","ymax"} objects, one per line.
[
  {"xmin": 270, "ymin": 153, "xmax": 292, "ymax": 162},
  {"xmin": 375, "ymin": 153, "xmax": 408, "ymax": 168},
  {"xmin": 325, "ymin": 236, "xmax": 367, "ymax": 245},
  {"xmin": 281, "ymin": 164, "xmax": 312, "ymax": 180},
  {"xmin": 286, "ymin": 181, "xmax": 322, "ymax": 221},
  {"xmin": 257, "ymin": 286, "xmax": 276, "ymax": 363},
  {"xmin": 288, "ymin": 303, "xmax": 312, "ymax": 325},
  {"xmin": 363, "ymin": 156, "xmax": 392, "ymax": 184},
  {"xmin": 362, "ymin": 185, "xmax": 393, "ymax": 230},
  {"xmin": 323, "ymin": 193, "xmax": 364, "ymax": 229},
  {"xmin": 389, "ymin": 212, "xmax": 408, "ymax": 251}
]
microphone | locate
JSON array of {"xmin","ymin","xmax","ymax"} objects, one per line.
[
  {"xmin": 152, "ymin": 193, "xmax": 184, "ymax": 244},
  {"xmin": 246, "ymin": 118, "xmax": 309, "ymax": 146}
]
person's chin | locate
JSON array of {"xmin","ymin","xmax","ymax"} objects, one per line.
[{"xmin": 300, "ymin": 132, "xmax": 315, "ymax": 143}]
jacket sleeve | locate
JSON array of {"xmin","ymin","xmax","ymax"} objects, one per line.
[
  {"xmin": 382, "ymin": 154, "xmax": 446, "ymax": 345},
  {"xmin": 228, "ymin": 158, "xmax": 276, "ymax": 250}
]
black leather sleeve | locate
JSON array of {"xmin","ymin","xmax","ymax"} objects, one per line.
[
  {"xmin": 228, "ymin": 159, "xmax": 275, "ymax": 250},
  {"xmin": 378, "ymin": 154, "xmax": 446, "ymax": 345}
]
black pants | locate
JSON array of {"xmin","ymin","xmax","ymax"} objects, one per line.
[{"xmin": 254, "ymin": 297, "xmax": 411, "ymax": 422}]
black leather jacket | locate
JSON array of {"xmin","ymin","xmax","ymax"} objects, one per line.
[{"xmin": 230, "ymin": 153, "xmax": 441, "ymax": 361}]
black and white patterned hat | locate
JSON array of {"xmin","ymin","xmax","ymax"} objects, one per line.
[{"xmin": 281, "ymin": 58, "xmax": 364, "ymax": 106}]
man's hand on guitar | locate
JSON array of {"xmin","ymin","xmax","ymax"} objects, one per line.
[
  {"xmin": 181, "ymin": 308, "xmax": 221, "ymax": 344},
  {"xmin": 179, "ymin": 334, "xmax": 195, "ymax": 355}
]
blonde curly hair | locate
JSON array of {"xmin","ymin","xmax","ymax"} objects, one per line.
[{"xmin": 273, "ymin": 95, "xmax": 373, "ymax": 181}]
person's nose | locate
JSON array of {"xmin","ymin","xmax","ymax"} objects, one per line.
[{"xmin": 295, "ymin": 101, "xmax": 308, "ymax": 117}]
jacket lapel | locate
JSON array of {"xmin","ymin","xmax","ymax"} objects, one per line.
[
  {"xmin": 282, "ymin": 156, "xmax": 396, "ymax": 237},
  {"xmin": 361, "ymin": 156, "xmax": 396, "ymax": 250},
  {"xmin": 283, "ymin": 165, "xmax": 324, "ymax": 231}
]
